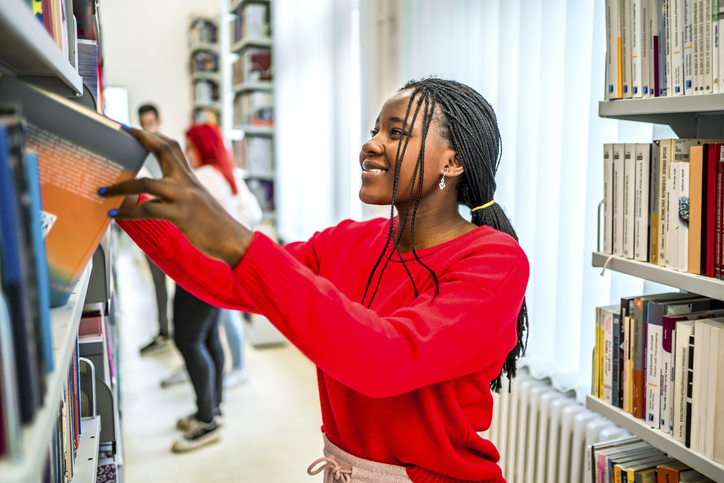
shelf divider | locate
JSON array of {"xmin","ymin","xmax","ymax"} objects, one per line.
[{"xmin": 72, "ymin": 417, "xmax": 102, "ymax": 483}]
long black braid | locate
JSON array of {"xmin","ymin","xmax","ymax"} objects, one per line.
[{"xmin": 362, "ymin": 78, "xmax": 529, "ymax": 393}]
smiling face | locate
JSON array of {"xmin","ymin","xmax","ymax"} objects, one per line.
[{"xmin": 359, "ymin": 90, "xmax": 459, "ymax": 207}]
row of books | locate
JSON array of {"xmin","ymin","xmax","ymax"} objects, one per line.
[
  {"xmin": 233, "ymin": 91, "xmax": 273, "ymax": 127},
  {"xmin": 587, "ymin": 436, "xmax": 714, "ymax": 482},
  {"xmin": 605, "ymin": 0, "xmax": 724, "ymax": 99},
  {"xmin": 233, "ymin": 136, "xmax": 273, "ymax": 173},
  {"xmin": 192, "ymin": 79, "xmax": 219, "ymax": 104},
  {"xmin": 231, "ymin": 1, "xmax": 270, "ymax": 43},
  {"xmin": 29, "ymin": 0, "xmax": 70, "ymax": 66},
  {"xmin": 192, "ymin": 107, "xmax": 219, "ymax": 125},
  {"xmin": 593, "ymin": 293, "xmax": 724, "ymax": 463},
  {"xmin": 191, "ymin": 50, "xmax": 219, "ymax": 75},
  {"xmin": 189, "ymin": 18, "xmax": 217, "ymax": 46},
  {"xmin": 233, "ymin": 48, "xmax": 272, "ymax": 85},
  {"xmin": 601, "ymin": 140, "xmax": 724, "ymax": 277}
]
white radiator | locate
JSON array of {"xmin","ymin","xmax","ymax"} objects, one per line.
[{"xmin": 479, "ymin": 369, "xmax": 630, "ymax": 483}]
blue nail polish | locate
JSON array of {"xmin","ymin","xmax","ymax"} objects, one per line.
[
  {"xmin": 108, "ymin": 209, "xmax": 118, "ymax": 218},
  {"xmin": 120, "ymin": 123, "xmax": 131, "ymax": 130},
  {"xmin": 98, "ymin": 187, "xmax": 108, "ymax": 195}
]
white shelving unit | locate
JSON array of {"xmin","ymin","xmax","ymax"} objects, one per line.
[
  {"xmin": 189, "ymin": 16, "xmax": 221, "ymax": 124},
  {"xmin": 0, "ymin": 263, "xmax": 92, "ymax": 483},
  {"xmin": 188, "ymin": 42, "xmax": 220, "ymax": 55},
  {"xmin": 233, "ymin": 124, "xmax": 273, "ymax": 136},
  {"xmin": 587, "ymin": 396, "xmax": 724, "ymax": 482},
  {"xmin": 0, "ymin": 0, "xmax": 83, "ymax": 96},
  {"xmin": 72, "ymin": 417, "xmax": 102, "ymax": 483},
  {"xmin": 589, "ymin": 87, "xmax": 724, "ymax": 480},
  {"xmin": 231, "ymin": 80, "xmax": 273, "ymax": 93},
  {"xmin": 230, "ymin": 37, "xmax": 272, "ymax": 53}
]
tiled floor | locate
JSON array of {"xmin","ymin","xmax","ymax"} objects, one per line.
[{"xmin": 115, "ymin": 238, "xmax": 323, "ymax": 482}]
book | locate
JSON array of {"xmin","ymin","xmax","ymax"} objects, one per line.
[
  {"xmin": 691, "ymin": 319, "xmax": 708, "ymax": 451},
  {"xmin": 635, "ymin": 144, "xmax": 651, "ymax": 261},
  {"xmin": 685, "ymin": 0, "xmax": 695, "ymax": 94},
  {"xmin": 0, "ymin": 74, "xmax": 149, "ymax": 306},
  {"xmin": 656, "ymin": 461, "xmax": 692, "ymax": 482},
  {"xmin": 615, "ymin": 143, "xmax": 626, "ymax": 256},
  {"xmin": 705, "ymin": 0, "xmax": 714, "ymax": 92},
  {"xmin": 634, "ymin": 0, "xmax": 646, "ymax": 96},
  {"xmin": 624, "ymin": 314, "xmax": 631, "ymax": 411},
  {"xmin": 672, "ymin": 0, "xmax": 686, "ymax": 94},
  {"xmin": 655, "ymin": 0, "xmax": 663, "ymax": 95},
  {"xmin": 596, "ymin": 307, "xmax": 602, "ymax": 399},
  {"xmin": 713, "ymin": 320, "xmax": 724, "ymax": 463},
  {"xmin": 686, "ymin": 327, "xmax": 696, "ymax": 447},
  {"xmin": 695, "ymin": 0, "xmax": 702, "ymax": 92},
  {"xmin": 661, "ymin": 0, "xmax": 670, "ymax": 95},
  {"xmin": 657, "ymin": 139, "xmax": 671, "ymax": 265},
  {"xmin": 717, "ymin": 145, "xmax": 723, "ymax": 278},
  {"xmin": 643, "ymin": 0, "xmax": 653, "ymax": 96},
  {"xmin": 678, "ymin": 162, "xmax": 690, "ymax": 272},
  {"xmin": 714, "ymin": 0, "xmax": 721, "ymax": 92},
  {"xmin": 605, "ymin": 144, "xmax": 614, "ymax": 254},
  {"xmin": 651, "ymin": 140, "xmax": 661, "ymax": 264},
  {"xmin": 625, "ymin": 144, "xmax": 637, "ymax": 258},
  {"xmin": 674, "ymin": 320, "xmax": 696, "ymax": 443},
  {"xmin": 586, "ymin": 436, "xmax": 641, "ymax": 483},
  {"xmin": 705, "ymin": 143, "xmax": 720, "ymax": 277},
  {"xmin": 689, "ymin": 145, "xmax": 704, "ymax": 274},
  {"xmin": 604, "ymin": 306, "xmax": 620, "ymax": 404},
  {"xmin": 613, "ymin": 311, "xmax": 622, "ymax": 407},
  {"xmin": 719, "ymin": 3, "xmax": 724, "ymax": 95},
  {"xmin": 667, "ymin": 162, "xmax": 679, "ymax": 269},
  {"xmin": 702, "ymin": 319, "xmax": 724, "ymax": 458}
]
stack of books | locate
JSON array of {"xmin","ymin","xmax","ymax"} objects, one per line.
[
  {"xmin": 191, "ymin": 50, "xmax": 219, "ymax": 74},
  {"xmin": 232, "ymin": 1, "xmax": 270, "ymax": 43},
  {"xmin": 192, "ymin": 79, "xmax": 219, "ymax": 104},
  {"xmin": 601, "ymin": 140, "xmax": 724, "ymax": 278},
  {"xmin": 605, "ymin": 0, "xmax": 724, "ymax": 98},
  {"xmin": 593, "ymin": 293, "xmax": 724, "ymax": 462},
  {"xmin": 233, "ymin": 48, "xmax": 272, "ymax": 85},
  {"xmin": 233, "ymin": 91, "xmax": 273, "ymax": 127},
  {"xmin": 30, "ymin": 0, "xmax": 71, "ymax": 64},
  {"xmin": 233, "ymin": 136, "xmax": 273, "ymax": 174},
  {"xmin": 588, "ymin": 436, "xmax": 715, "ymax": 482},
  {"xmin": 189, "ymin": 18, "xmax": 217, "ymax": 48}
]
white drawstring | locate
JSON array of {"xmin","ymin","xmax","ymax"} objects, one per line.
[
  {"xmin": 308, "ymin": 457, "xmax": 353, "ymax": 483},
  {"xmin": 600, "ymin": 254, "xmax": 615, "ymax": 276}
]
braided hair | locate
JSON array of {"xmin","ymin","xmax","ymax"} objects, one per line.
[{"xmin": 361, "ymin": 78, "xmax": 528, "ymax": 393}]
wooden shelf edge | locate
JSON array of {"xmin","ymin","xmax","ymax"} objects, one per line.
[
  {"xmin": 591, "ymin": 252, "xmax": 724, "ymax": 299},
  {"xmin": 586, "ymin": 395, "xmax": 724, "ymax": 482},
  {"xmin": 0, "ymin": 262, "xmax": 93, "ymax": 482}
]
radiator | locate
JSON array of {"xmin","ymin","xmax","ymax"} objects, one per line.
[{"xmin": 479, "ymin": 369, "xmax": 630, "ymax": 483}]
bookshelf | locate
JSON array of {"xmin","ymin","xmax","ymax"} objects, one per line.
[
  {"xmin": 0, "ymin": 0, "xmax": 83, "ymax": 97},
  {"xmin": 189, "ymin": 16, "xmax": 222, "ymax": 124},
  {"xmin": 234, "ymin": 124, "xmax": 273, "ymax": 136},
  {"xmin": 232, "ymin": 80, "xmax": 273, "ymax": 93},
  {"xmin": 586, "ymin": 396, "xmax": 724, "ymax": 482},
  {"xmin": 0, "ymin": 262, "xmax": 92, "ymax": 483},
  {"xmin": 230, "ymin": 37, "xmax": 272, "ymax": 52}
]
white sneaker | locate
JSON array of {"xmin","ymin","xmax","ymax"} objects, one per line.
[
  {"xmin": 171, "ymin": 419, "xmax": 220, "ymax": 453},
  {"xmin": 223, "ymin": 368, "xmax": 249, "ymax": 388},
  {"xmin": 176, "ymin": 411, "xmax": 224, "ymax": 431},
  {"xmin": 160, "ymin": 366, "xmax": 189, "ymax": 388}
]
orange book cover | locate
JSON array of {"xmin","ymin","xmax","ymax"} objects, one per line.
[
  {"xmin": 689, "ymin": 146, "xmax": 704, "ymax": 274},
  {"xmin": 0, "ymin": 75, "xmax": 148, "ymax": 306}
]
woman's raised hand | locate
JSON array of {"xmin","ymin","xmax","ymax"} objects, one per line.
[{"xmin": 99, "ymin": 128, "xmax": 253, "ymax": 268}]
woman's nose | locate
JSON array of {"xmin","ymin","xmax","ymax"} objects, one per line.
[{"xmin": 361, "ymin": 138, "xmax": 383, "ymax": 157}]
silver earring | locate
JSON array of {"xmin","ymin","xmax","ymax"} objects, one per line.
[{"xmin": 439, "ymin": 172, "xmax": 446, "ymax": 190}]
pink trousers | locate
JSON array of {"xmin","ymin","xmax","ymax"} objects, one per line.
[{"xmin": 307, "ymin": 435, "xmax": 412, "ymax": 483}]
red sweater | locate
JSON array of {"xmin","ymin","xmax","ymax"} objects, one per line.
[{"xmin": 119, "ymin": 214, "xmax": 529, "ymax": 483}]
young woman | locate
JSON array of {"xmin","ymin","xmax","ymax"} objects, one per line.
[
  {"xmin": 101, "ymin": 79, "xmax": 529, "ymax": 482},
  {"xmin": 167, "ymin": 123, "xmax": 241, "ymax": 452}
]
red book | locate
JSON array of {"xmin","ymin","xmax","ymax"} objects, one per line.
[
  {"xmin": 40, "ymin": 0, "xmax": 53, "ymax": 39},
  {"xmin": 717, "ymin": 148, "xmax": 724, "ymax": 279},
  {"xmin": 707, "ymin": 144, "xmax": 720, "ymax": 277}
]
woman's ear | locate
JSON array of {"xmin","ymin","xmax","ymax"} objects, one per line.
[{"xmin": 445, "ymin": 153, "xmax": 465, "ymax": 179}]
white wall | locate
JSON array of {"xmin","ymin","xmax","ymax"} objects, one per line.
[{"xmin": 100, "ymin": 0, "xmax": 221, "ymax": 146}]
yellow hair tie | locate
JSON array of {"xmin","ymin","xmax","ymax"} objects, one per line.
[{"xmin": 471, "ymin": 200, "xmax": 495, "ymax": 212}]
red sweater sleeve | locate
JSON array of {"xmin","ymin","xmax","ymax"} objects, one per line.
[{"xmin": 232, "ymin": 232, "xmax": 529, "ymax": 398}]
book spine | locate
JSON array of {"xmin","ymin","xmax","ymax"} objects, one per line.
[
  {"xmin": 661, "ymin": 0, "xmax": 670, "ymax": 95},
  {"xmin": 674, "ymin": 322, "xmax": 694, "ymax": 443},
  {"xmin": 713, "ymin": 324, "xmax": 724, "ymax": 463},
  {"xmin": 605, "ymin": 309, "xmax": 615, "ymax": 404},
  {"xmin": 686, "ymin": 331, "xmax": 695, "ymax": 447},
  {"xmin": 661, "ymin": 317, "xmax": 676, "ymax": 433},
  {"xmin": 629, "ymin": 316, "xmax": 636, "ymax": 412},
  {"xmin": 695, "ymin": 0, "xmax": 702, "ymax": 92},
  {"xmin": 613, "ymin": 313, "xmax": 621, "ymax": 407},
  {"xmin": 633, "ymin": 300, "xmax": 647, "ymax": 419},
  {"xmin": 666, "ymin": 162, "xmax": 679, "ymax": 268},
  {"xmin": 721, "ymin": 147, "xmax": 724, "ymax": 279},
  {"xmin": 690, "ymin": 320, "xmax": 705, "ymax": 450},
  {"xmin": 706, "ymin": 0, "xmax": 714, "ymax": 91},
  {"xmin": 666, "ymin": 0, "xmax": 673, "ymax": 95},
  {"xmin": 706, "ymin": 145, "xmax": 719, "ymax": 276},
  {"xmin": 595, "ymin": 307, "xmax": 602, "ymax": 398},
  {"xmin": 634, "ymin": 0, "xmax": 645, "ymax": 96},
  {"xmin": 635, "ymin": 144, "xmax": 652, "ymax": 261},
  {"xmin": 685, "ymin": 0, "xmax": 695, "ymax": 93},
  {"xmin": 689, "ymin": 146, "xmax": 703, "ymax": 274},
  {"xmin": 624, "ymin": 0, "xmax": 635, "ymax": 97},
  {"xmin": 614, "ymin": 144, "xmax": 626, "ymax": 256},
  {"xmin": 643, "ymin": 0, "xmax": 652, "ymax": 96},
  {"xmin": 716, "ymin": 151, "xmax": 723, "ymax": 278},
  {"xmin": 647, "ymin": 303, "xmax": 664, "ymax": 428},
  {"xmin": 654, "ymin": 0, "xmax": 662, "ymax": 95},
  {"xmin": 673, "ymin": 0, "xmax": 686, "ymax": 94},
  {"xmin": 719, "ymin": 4, "xmax": 724, "ymax": 95},
  {"xmin": 624, "ymin": 144, "xmax": 637, "ymax": 258},
  {"xmin": 659, "ymin": 139, "xmax": 671, "ymax": 266},
  {"xmin": 714, "ymin": 0, "xmax": 721, "ymax": 92},
  {"xmin": 651, "ymin": 141, "xmax": 661, "ymax": 264},
  {"xmin": 605, "ymin": 145, "xmax": 614, "ymax": 254},
  {"xmin": 679, "ymin": 162, "xmax": 690, "ymax": 272},
  {"xmin": 698, "ymin": 323, "xmax": 711, "ymax": 453},
  {"xmin": 624, "ymin": 316, "xmax": 631, "ymax": 412},
  {"xmin": 703, "ymin": 322, "xmax": 719, "ymax": 458},
  {"xmin": 600, "ymin": 308, "xmax": 606, "ymax": 398}
]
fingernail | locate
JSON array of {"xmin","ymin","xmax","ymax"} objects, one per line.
[
  {"xmin": 108, "ymin": 209, "xmax": 118, "ymax": 218},
  {"xmin": 120, "ymin": 123, "xmax": 131, "ymax": 130},
  {"xmin": 98, "ymin": 187, "xmax": 108, "ymax": 195}
]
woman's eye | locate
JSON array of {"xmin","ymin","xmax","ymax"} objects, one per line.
[
  {"xmin": 370, "ymin": 129, "xmax": 378, "ymax": 137},
  {"xmin": 391, "ymin": 128, "xmax": 408, "ymax": 137}
]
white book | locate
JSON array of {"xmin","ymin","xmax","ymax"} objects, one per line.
[
  {"xmin": 695, "ymin": 0, "xmax": 702, "ymax": 92},
  {"xmin": 714, "ymin": 0, "xmax": 720, "ymax": 92},
  {"xmin": 604, "ymin": 144, "xmax": 614, "ymax": 254},
  {"xmin": 666, "ymin": 0, "xmax": 673, "ymax": 95},
  {"xmin": 624, "ymin": 144, "xmax": 637, "ymax": 258},
  {"xmin": 643, "ymin": 1, "xmax": 652, "ymax": 96},
  {"xmin": 678, "ymin": 162, "xmax": 689, "ymax": 272},
  {"xmin": 634, "ymin": 0, "xmax": 645, "ymax": 96},
  {"xmin": 660, "ymin": 0, "xmax": 670, "ymax": 96},
  {"xmin": 674, "ymin": 320, "xmax": 695, "ymax": 443},
  {"xmin": 691, "ymin": 320, "xmax": 705, "ymax": 451},
  {"xmin": 703, "ymin": 320, "xmax": 723, "ymax": 459},
  {"xmin": 672, "ymin": 0, "xmax": 686, "ymax": 94},
  {"xmin": 697, "ymin": 320, "xmax": 711, "ymax": 451},
  {"xmin": 651, "ymin": 0, "xmax": 660, "ymax": 96},
  {"xmin": 614, "ymin": 144, "xmax": 626, "ymax": 256},
  {"xmin": 623, "ymin": 315, "xmax": 631, "ymax": 412},
  {"xmin": 603, "ymin": 308, "xmax": 616, "ymax": 404},
  {"xmin": 666, "ymin": 163, "xmax": 679, "ymax": 269},
  {"xmin": 635, "ymin": 144, "xmax": 651, "ymax": 261},
  {"xmin": 719, "ymin": 4, "xmax": 724, "ymax": 96},
  {"xmin": 705, "ymin": 0, "xmax": 714, "ymax": 92},
  {"xmin": 607, "ymin": 0, "xmax": 623, "ymax": 98},
  {"xmin": 658, "ymin": 139, "xmax": 671, "ymax": 265},
  {"xmin": 713, "ymin": 321, "xmax": 724, "ymax": 464},
  {"xmin": 624, "ymin": 0, "xmax": 635, "ymax": 97},
  {"xmin": 685, "ymin": 0, "xmax": 695, "ymax": 94},
  {"xmin": 647, "ymin": 309, "xmax": 664, "ymax": 428}
]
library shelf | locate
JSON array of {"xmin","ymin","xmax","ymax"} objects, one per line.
[
  {"xmin": 234, "ymin": 124, "xmax": 273, "ymax": 136},
  {"xmin": 232, "ymin": 81, "xmax": 273, "ymax": 93},
  {"xmin": 191, "ymin": 72, "xmax": 222, "ymax": 84},
  {"xmin": 230, "ymin": 37, "xmax": 273, "ymax": 53},
  {"xmin": 586, "ymin": 396, "xmax": 724, "ymax": 482},
  {"xmin": 238, "ymin": 169, "xmax": 274, "ymax": 180},
  {"xmin": 0, "ymin": 0, "xmax": 83, "ymax": 97},
  {"xmin": 229, "ymin": 0, "xmax": 271, "ymax": 13},
  {"xmin": 192, "ymin": 101, "xmax": 223, "ymax": 111},
  {"xmin": 72, "ymin": 417, "xmax": 102, "ymax": 483},
  {"xmin": 0, "ymin": 262, "xmax": 93, "ymax": 483},
  {"xmin": 591, "ymin": 252, "xmax": 724, "ymax": 299},
  {"xmin": 189, "ymin": 41, "xmax": 220, "ymax": 54}
]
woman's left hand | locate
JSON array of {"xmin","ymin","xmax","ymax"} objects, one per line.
[{"xmin": 99, "ymin": 127, "xmax": 253, "ymax": 268}]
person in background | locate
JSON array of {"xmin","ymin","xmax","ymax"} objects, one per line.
[{"xmin": 136, "ymin": 103, "xmax": 171, "ymax": 356}]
